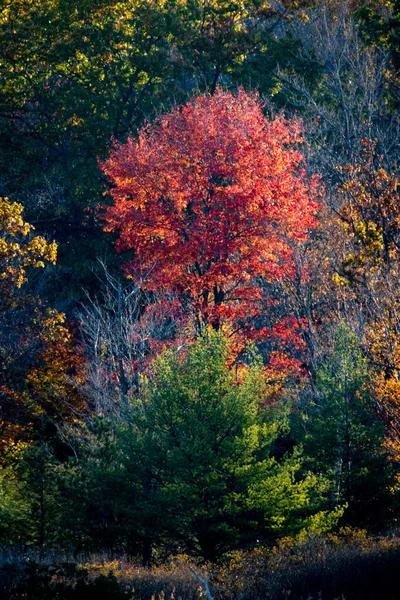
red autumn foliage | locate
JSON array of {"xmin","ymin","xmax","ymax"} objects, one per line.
[{"xmin": 101, "ymin": 88, "xmax": 320, "ymax": 346}]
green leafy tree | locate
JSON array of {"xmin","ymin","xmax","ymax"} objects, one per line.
[
  {"xmin": 298, "ymin": 324, "xmax": 399, "ymax": 528},
  {"xmin": 170, "ymin": 0, "xmax": 311, "ymax": 95},
  {"xmin": 0, "ymin": 442, "xmax": 62, "ymax": 549},
  {"xmin": 0, "ymin": 460, "xmax": 32, "ymax": 545},
  {"xmin": 0, "ymin": 0, "xmax": 176, "ymax": 305}
]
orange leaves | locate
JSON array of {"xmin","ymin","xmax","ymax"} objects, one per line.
[
  {"xmin": 26, "ymin": 310, "xmax": 87, "ymax": 419},
  {"xmin": 337, "ymin": 140, "xmax": 400, "ymax": 273}
]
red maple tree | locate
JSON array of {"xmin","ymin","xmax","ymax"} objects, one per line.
[{"xmin": 101, "ymin": 89, "xmax": 320, "ymax": 347}]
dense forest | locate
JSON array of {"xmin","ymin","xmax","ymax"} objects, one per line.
[{"xmin": 1, "ymin": 0, "xmax": 400, "ymax": 598}]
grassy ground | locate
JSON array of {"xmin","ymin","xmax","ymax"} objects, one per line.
[{"xmin": 1, "ymin": 530, "xmax": 400, "ymax": 599}]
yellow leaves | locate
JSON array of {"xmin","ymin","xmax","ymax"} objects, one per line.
[
  {"xmin": 270, "ymin": 80, "xmax": 283, "ymax": 97},
  {"xmin": 351, "ymin": 220, "xmax": 384, "ymax": 257},
  {"xmin": 38, "ymin": 308, "xmax": 69, "ymax": 343},
  {"xmin": 0, "ymin": 302, "xmax": 86, "ymax": 451},
  {"xmin": 69, "ymin": 115, "xmax": 84, "ymax": 127},
  {"xmin": 298, "ymin": 10, "xmax": 310, "ymax": 22},
  {"xmin": 0, "ymin": 198, "xmax": 30, "ymax": 236},
  {"xmin": 332, "ymin": 273, "xmax": 348, "ymax": 287},
  {"xmin": 137, "ymin": 70, "xmax": 150, "ymax": 85},
  {"xmin": 0, "ymin": 197, "xmax": 57, "ymax": 297}
]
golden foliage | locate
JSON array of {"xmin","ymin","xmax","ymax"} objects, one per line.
[{"xmin": 0, "ymin": 197, "xmax": 57, "ymax": 306}]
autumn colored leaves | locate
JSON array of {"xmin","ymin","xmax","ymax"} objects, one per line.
[{"xmin": 101, "ymin": 89, "xmax": 320, "ymax": 361}]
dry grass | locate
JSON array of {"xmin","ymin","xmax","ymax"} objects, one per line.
[
  {"xmin": 2, "ymin": 530, "xmax": 400, "ymax": 599},
  {"xmin": 212, "ymin": 528, "xmax": 400, "ymax": 599}
]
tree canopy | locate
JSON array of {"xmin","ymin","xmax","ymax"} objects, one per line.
[{"xmin": 101, "ymin": 89, "xmax": 320, "ymax": 341}]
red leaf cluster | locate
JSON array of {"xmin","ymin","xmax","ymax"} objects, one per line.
[{"xmin": 101, "ymin": 89, "xmax": 320, "ymax": 337}]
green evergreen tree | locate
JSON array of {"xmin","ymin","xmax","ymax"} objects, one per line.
[
  {"xmin": 127, "ymin": 331, "xmax": 335, "ymax": 561},
  {"xmin": 299, "ymin": 324, "xmax": 398, "ymax": 528}
]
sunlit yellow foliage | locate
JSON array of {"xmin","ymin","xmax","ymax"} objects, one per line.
[{"xmin": 0, "ymin": 197, "xmax": 56, "ymax": 299}]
